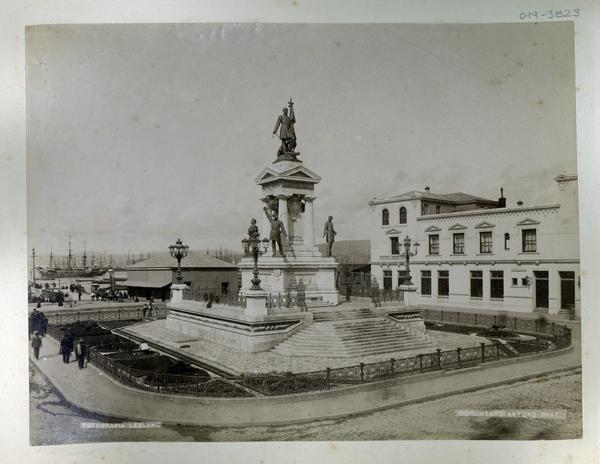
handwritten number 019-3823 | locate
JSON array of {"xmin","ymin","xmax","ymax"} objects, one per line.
[{"xmin": 520, "ymin": 9, "xmax": 581, "ymax": 20}]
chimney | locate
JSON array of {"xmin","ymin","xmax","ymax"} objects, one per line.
[
  {"xmin": 498, "ymin": 187, "xmax": 506, "ymax": 208},
  {"xmin": 424, "ymin": 186, "xmax": 430, "ymax": 193}
]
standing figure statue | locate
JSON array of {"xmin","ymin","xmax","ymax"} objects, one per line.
[
  {"xmin": 273, "ymin": 98, "xmax": 297, "ymax": 157},
  {"xmin": 323, "ymin": 216, "xmax": 337, "ymax": 257},
  {"xmin": 248, "ymin": 218, "xmax": 259, "ymax": 241},
  {"xmin": 263, "ymin": 207, "xmax": 287, "ymax": 257}
]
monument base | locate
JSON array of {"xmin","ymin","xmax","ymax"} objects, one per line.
[
  {"xmin": 165, "ymin": 300, "xmax": 312, "ymax": 353},
  {"xmin": 239, "ymin": 254, "xmax": 339, "ymax": 305}
]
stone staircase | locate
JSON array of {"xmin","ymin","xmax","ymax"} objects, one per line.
[{"xmin": 271, "ymin": 307, "xmax": 433, "ymax": 358}]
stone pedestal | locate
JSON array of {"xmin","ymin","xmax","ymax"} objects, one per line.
[
  {"xmin": 399, "ymin": 284, "xmax": 418, "ymax": 306},
  {"xmin": 170, "ymin": 283, "xmax": 187, "ymax": 304},
  {"xmin": 244, "ymin": 289, "xmax": 269, "ymax": 317}
]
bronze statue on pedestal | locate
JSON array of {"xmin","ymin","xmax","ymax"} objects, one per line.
[{"xmin": 273, "ymin": 98, "xmax": 299, "ymax": 160}]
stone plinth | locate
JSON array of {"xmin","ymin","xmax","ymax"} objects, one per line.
[
  {"xmin": 244, "ymin": 289, "xmax": 269, "ymax": 317},
  {"xmin": 383, "ymin": 309, "xmax": 430, "ymax": 338},
  {"xmin": 399, "ymin": 284, "xmax": 418, "ymax": 306},
  {"xmin": 170, "ymin": 283, "xmax": 188, "ymax": 304},
  {"xmin": 165, "ymin": 299, "xmax": 312, "ymax": 353}
]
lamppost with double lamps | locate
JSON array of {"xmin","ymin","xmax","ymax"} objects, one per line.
[
  {"xmin": 241, "ymin": 223, "xmax": 270, "ymax": 291},
  {"xmin": 169, "ymin": 238, "xmax": 189, "ymax": 283},
  {"xmin": 399, "ymin": 235, "xmax": 420, "ymax": 286}
]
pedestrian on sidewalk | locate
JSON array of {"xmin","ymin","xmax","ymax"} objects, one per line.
[
  {"xmin": 60, "ymin": 334, "xmax": 73, "ymax": 363},
  {"xmin": 31, "ymin": 332, "xmax": 42, "ymax": 360},
  {"xmin": 143, "ymin": 303, "xmax": 148, "ymax": 317},
  {"xmin": 75, "ymin": 339, "xmax": 88, "ymax": 369},
  {"xmin": 40, "ymin": 313, "xmax": 48, "ymax": 337},
  {"xmin": 147, "ymin": 302, "xmax": 153, "ymax": 318}
]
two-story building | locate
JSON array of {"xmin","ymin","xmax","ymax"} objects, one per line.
[{"xmin": 369, "ymin": 175, "xmax": 580, "ymax": 317}]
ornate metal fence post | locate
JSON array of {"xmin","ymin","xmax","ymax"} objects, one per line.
[
  {"xmin": 456, "ymin": 347, "xmax": 461, "ymax": 367},
  {"xmin": 326, "ymin": 367, "xmax": 331, "ymax": 389},
  {"xmin": 360, "ymin": 363, "xmax": 365, "ymax": 383},
  {"xmin": 390, "ymin": 358, "xmax": 395, "ymax": 375},
  {"xmin": 419, "ymin": 354, "xmax": 424, "ymax": 372},
  {"xmin": 474, "ymin": 313, "xmax": 478, "ymax": 326},
  {"xmin": 480, "ymin": 342, "xmax": 486, "ymax": 363},
  {"xmin": 436, "ymin": 348, "xmax": 442, "ymax": 369}
]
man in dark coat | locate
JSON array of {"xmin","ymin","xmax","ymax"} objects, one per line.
[
  {"xmin": 61, "ymin": 334, "xmax": 73, "ymax": 363},
  {"xmin": 31, "ymin": 332, "xmax": 42, "ymax": 360},
  {"xmin": 75, "ymin": 339, "xmax": 88, "ymax": 369},
  {"xmin": 40, "ymin": 313, "xmax": 48, "ymax": 336}
]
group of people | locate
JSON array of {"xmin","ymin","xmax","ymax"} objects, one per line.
[
  {"xmin": 28, "ymin": 308, "xmax": 48, "ymax": 337},
  {"xmin": 142, "ymin": 300, "xmax": 155, "ymax": 318},
  {"xmin": 91, "ymin": 290, "xmax": 128, "ymax": 302},
  {"xmin": 59, "ymin": 333, "xmax": 88, "ymax": 369}
]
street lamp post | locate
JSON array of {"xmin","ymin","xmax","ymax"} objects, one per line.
[
  {"xmin": 169, "ymin": 238, "xmax": 189, "ymax": 282},
  {"xmin": 242, "ymin": 227, "xmax": 269, "ymax": 291},
  {"xmin": 399, "ymin": 236, "xmax": 420, "ymax": 286}
]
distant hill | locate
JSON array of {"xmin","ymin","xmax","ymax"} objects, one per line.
[{"xmin": 316, "ymin": 240, "xmax": 370, "ymax": 264}]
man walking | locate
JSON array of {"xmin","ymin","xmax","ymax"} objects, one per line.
[
  {"xmin": 31, "ymin": 332, "xmax": 42, "ymax": 360},
  {"xmin": 75, "ymin": 339, "xmax": 88, "ymax": 369}
]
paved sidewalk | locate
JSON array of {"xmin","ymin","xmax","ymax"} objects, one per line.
[{"xmin": 29, "ymin": 332, "xmax": 581, "ymax": 427}]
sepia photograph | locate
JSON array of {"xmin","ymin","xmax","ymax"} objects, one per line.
[{"xmin": 23, "ymin": 20, "xmax": 584, "ymax": 448}]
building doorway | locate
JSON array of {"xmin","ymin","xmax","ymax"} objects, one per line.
[
  {"xmin": 534, "ymin": 271, "xmax": 549, "ymax": 309},
  {"xmin": 559, "ymin": 271, "xmax": 576, "ymax": 311}
]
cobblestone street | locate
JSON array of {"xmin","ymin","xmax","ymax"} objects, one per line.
[{"xmin": 30, "ymin": 362, "xmax": 581, "ymax": 444}]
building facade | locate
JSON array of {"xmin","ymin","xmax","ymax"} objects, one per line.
[
  {"xmin": 369, "ymin": 175, "xmax": 580, "ymax": 317},
  {"xmin": 125, "ymin": 252, "xmax": 239, "ymax": 301}
]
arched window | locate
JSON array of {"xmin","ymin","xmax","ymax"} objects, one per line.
[
  {"xmin": 399, "ymin": 207, "xmax": 407, "ymax": 224},
  {"xmin": 504, "ymin": 233, "xmax": 510, "ymax": 250},
  {"xmin": 382, "ymin": 208, "xmax": 389, "ymax": 225}
]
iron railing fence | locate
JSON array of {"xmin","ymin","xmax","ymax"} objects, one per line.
[
  {"xmin": 346, "ymin": 287, "xmax": 404, "ymax": 303},
  {"xmin": 182, "ymin": 289, "xmax": 247, "ymax": 308},
  {"xmin": 43, "ymin": 306, "xmax": 168, "ymax": 326},
  {"xmin": 422, "ymin": 309, "xmax": 572, "ymax": 347},
  {"xmin": 87, "ymin": 348, "xmax": 252, "ymax": 398}
]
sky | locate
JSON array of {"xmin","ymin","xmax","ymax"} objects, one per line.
[{"xmin": 26, "ymin": 22, "xmax": 576, "ymax": 256}]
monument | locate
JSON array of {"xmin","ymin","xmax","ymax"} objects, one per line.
[{"xmin": 238, "ymin": 99, "xmax": 339, "ymax": 305}]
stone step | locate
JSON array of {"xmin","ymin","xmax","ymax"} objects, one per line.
[
  {"xmin": 279, "ymin": 339, "xmax": 429, "ymax": 352},
  {"xmin": 272, "ymin": 311, "xmax": 433, "ymax": 358},
  {"xmin": 313, "ymin": 315, "xmax": 378, "ymax": 322},
  {"xmin": 288, "ymin": 329, "xmax": 414, "ymax": 342},
  {"xmin": 273, "ymin": 341, "xmax": 433, "ymax": 358}
]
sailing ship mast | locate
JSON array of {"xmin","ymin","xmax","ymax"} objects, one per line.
[
  {"xmin": 82, "ymin": 241, "xmax": 88, "ymax": 269},
  {"xmin": 67, "ymin": 234, "xmax": 73, "ymax": 269}
]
